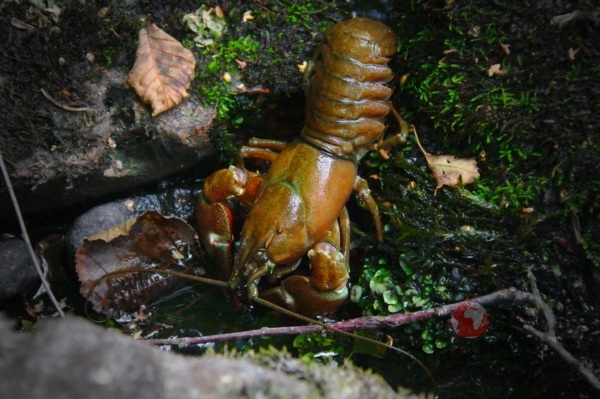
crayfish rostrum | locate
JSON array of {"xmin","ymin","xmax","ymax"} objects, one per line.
[{"xmin": 197, "ymin": 17, "xmax": 408, "ymax": 317}]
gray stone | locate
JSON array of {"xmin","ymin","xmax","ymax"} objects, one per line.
[
  {"xmin": 0, "ymin": 316, "xmax": 418, "ymax": 399},
  {"xmin": 65, "ymin": 185, "xmax": 200, "ymax": 265},
  {"xmin": 0, "ymin": 67, "xmax": 214, "ymax": 218},
  {"xmin": 65, "ymin": 201, "xmax": 131, "ymax": 264},
  {"xmin": 0, "ymin": 239, "xmax": 38, "ymax": 300}
]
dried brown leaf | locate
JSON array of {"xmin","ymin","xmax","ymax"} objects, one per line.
[
  {"xmin": 568, "ymin": 47, "xmax": 579, "ymax": 61},
  {"xmin": 76, "ymin": 211, "xmax": 202, "ymax": 314},
  {"xmin": 126, "ymin": 24, "xmax": 196, "ymax": 116},
  {"xmin": 413, "ymin": 126, "xmax": 480, "ymax": 195},
  {"xmin": 499, "ymin": 43, "xmax": 510, "ymax": 55},
  {"xmin": 550, "ymin": 10, "xmax": 582, "ymax": 27},
  {"xmin": 10, "ymin": 17, "xmax": 36, "ymax": 31},
  {"xmin": 488, "ymin": 63, "xmax": 504, "ymax": 77}
]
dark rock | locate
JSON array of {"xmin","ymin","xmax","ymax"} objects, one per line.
[
  {"xmin": 0, "ymin": 239, "xmax": 38, "ymax": 300},
  {"xmin": 0, "ymin": 316, "xmax": 417, "ymax": 399}
]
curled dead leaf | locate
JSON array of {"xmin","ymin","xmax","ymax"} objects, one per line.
[
  {"xmin": 126, "ymin": 24, "xmax": 196, "ymax": 116},
  {"xmin": 467, "ymin": 25, "xmax": 480, "ymax": 37},
  {"xmin": 243, "ymin": 11, "xmax": 254, "ymax": 22},
  {"xmin": 568, "ymin": 47, "xmax": 579, "ymax": 61},
  {"xmin": 234, "ymin": 59, "xmax": 247, "ymax": 69},
  {"xmin": 499, "ymin": 43, "xmax": 510, "ymax": 55},
  {"xmin": 76, "ymin": 211, "xmax": 202, "ymax": 315},
  {"xmin": 488, "ymin": 64, "xmax": 504, "ymax": 77},
  {"xmin": 413, "ymin": 126, "xmax": 480, "ymax": 195},
  {"xmin": 550, "ymin": 10, "xmax": 582, "ymax": 28},
  {"xmin": 10, "ymin": 17, "xmax": 36, "ymax": 31},
  {"xmin": 297, "ymin": 61, "xmax": 308, "ymax": 73}
]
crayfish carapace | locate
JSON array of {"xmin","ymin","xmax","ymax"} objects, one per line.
[{"xmin": 197, "ymin": 17, "xmax": 409, "ymax": 317}]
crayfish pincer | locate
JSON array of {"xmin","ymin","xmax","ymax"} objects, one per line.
[{"xmin": 197, "ymin": 17, "xmax": 408, "ymax": 317}]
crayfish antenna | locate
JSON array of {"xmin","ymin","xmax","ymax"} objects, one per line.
[{"xmin": 83, "ymin": 267, "xmax": 230, "ymax": 321}]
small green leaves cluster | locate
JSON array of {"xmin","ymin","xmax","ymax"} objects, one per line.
[
  {"xmin": 284, "ymin": 1, "xmax": 317, "ymax": 29},
  {"xmin": 205, "ymin": 36, "xmax": 260, "ymax": 73},
  {"xmin": 474, "ymin": 174, "xmax": 545, "ymax": 210},
  {"xmin": 350, "ymin": 253, "xmax": 452, "ymax": 355},
  {"xmin": 195, "ymin": 35, "xmax": 259, "ymax": 122},
  {"xmin": 183, "ymin": 5, "xmax": 227, "ymax": 48}
]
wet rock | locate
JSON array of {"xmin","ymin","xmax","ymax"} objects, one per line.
[
  {"xmin": 65, "ymin": 184, "xmax": 200, "ymax": 263},
  {"xmin": 0, "ymin": 239, "xmax": 38, "ymax": 300},
  {"xmin": 0, "ymin": 66, "xmax": 214, "ymax": 219},
  {"xmin": 0, "ymin": 316, "xmax": 418, "ymax": 399},
  {"xmin": 65, "ymin": 201, "xmax": 131, "ymax": 264}
]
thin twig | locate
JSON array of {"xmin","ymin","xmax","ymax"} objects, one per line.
[
  {"xmin": 144, "ymin": 287, "xmax": 600, "ymax": 391},
  {"xmin": 0, "ymin": 150, "xmax": 65, "ymax": 318},
  {"xmin": 40, "ymin": 88, "xmax": 93, "ymax": 112},
  {"xmin": 252, "ymin": 296, "xmax": 439, "ymax": 390},
  {"xmin": 527, "ymin": 270, "xmax": 600, "ymax": 390}
]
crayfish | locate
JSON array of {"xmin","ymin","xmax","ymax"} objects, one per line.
[{"xmin": 196, "ymin": 17, "xmax": 409, "ymax": 318}]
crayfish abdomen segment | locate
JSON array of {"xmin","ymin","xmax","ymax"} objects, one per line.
[{"xmin": 301, "ymin": 17, "xmax": 397, "ymax": 157}]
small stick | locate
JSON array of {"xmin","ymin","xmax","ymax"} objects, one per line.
[
  {"xmin": 0, "ymin": 150, "xmax": 65, "ymax": 318},
  {"xmin": 143, "ymin": 287, "xmax": 600, "ymax": 391},
  {"xmin": 40, "ymin": 88, "xmax": 93, "ymax": 112},
  {"xmin": 526, "ymin": 269, "xmax": 600, "ymax": 390}
]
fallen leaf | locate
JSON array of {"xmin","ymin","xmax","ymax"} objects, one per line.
[
  {"xmin": 467, "ymin": 25, "xmax": 480, "ymax": 37},
  {"xmin": 45, "ymin": 0, "xmax": 62, "ymax": 20},
  {"xmin": 413, "ymin": 126, "xmax": 480, "ymax": 195},
  {"xmin": 137, "ymin": 305, "xmax": 149, "ymax": 321},
  {"xmin": 10, "ymin": 17, "xmax": 36, "ymax": 31},
  {"xmin": 234, "ymin": 59, "xmax": 247, "ymax": 69},
  {"xmin": 487, "ymin": 64, "xmax": 504, "ymax": 77},
  {"xmin": 88, "ymin": 218, "xmax": 137, "ymax": 242},
  {"xmin": 126, "ymin": 24, "xmax": 196, "ymax": 116},
  {"xmin": 76, "ymin": 211, "xmax": 202, "ymax": 314},
  {"xmin": 353, "ymin": 331, "xmax": 387, "ymax": 358},
  {"xmin": 297, "ymin": 61, "xmax": 308, "ymax": 73},
  {"xmin": 97, "ymin": 7, "xmax": 110, "ymax": 19},
  {"xmin": 378, "ymin": 148, "xmax": 391, "ymax": 160},
  {"xmin": 243, "ymin": 11, "xmax": 254, "ymax": 22},
  {"xmin": 550, "ymin": 10, "xmax": 582, "ymax": 27},
  {"xmin": 568, "ymin": 47, "xmax": 579, "ymax": 61}
]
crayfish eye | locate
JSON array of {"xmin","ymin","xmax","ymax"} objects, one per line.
[{"xmin": 255, "ymin": 249, "xmax": 269, "ymax": 265}]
